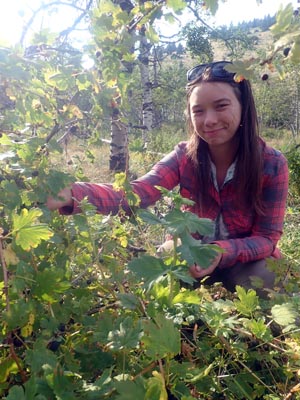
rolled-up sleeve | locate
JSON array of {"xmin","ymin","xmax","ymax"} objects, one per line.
[{"xmin": 59, "ymin": 143, "xmax": 187, "ymax": 215}]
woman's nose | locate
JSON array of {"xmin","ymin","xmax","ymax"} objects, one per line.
[{"xmin": 204, "ymin": 110, "xmax": 218, "ymax": 126}]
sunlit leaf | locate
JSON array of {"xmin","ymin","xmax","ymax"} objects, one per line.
[
  {"xmin": 225, "ymin": 60, "xmax": 256, "ymax": 80},
  {"xmin": 166, "ymin": 0, "xmax": 185, "ymax": 12},
  {"xmin": 0, "ymin": 358, "xmax": 19, "ymax": 384},
  {"xmin": 172, "ymin": 289, "xmax": 201, "ymax": 305},
  {"xmin": 3, "ymin": 244, "xmax": 19, "ymax": 265},
  {"xmin": 15, "ymin": 224, "xmax": 53, "ymax": 251},
  {"xmin": 234, "ymin": 286, "xmax": 259, "ymax": 317},
  {"xmin": 243, "ymin": 318, "xmax": 272, "ymax": 341},
  {"xmin": 12, "ymin": 208, "xmax": 53, "ymax": 250},
  {"xmin": 271, "ymin": 303, "xmax": 298, "ymax": 326},
  {"xmin": 145, "ymin": 371, "xmax": 168, "ymax": 400},
  {"xmin": 289, "ymin": 40, "xmax": 300, "ymax": 64},
  {"xmin": 270, "ymin": 3, "xmax": 294, "ymax": 36}
]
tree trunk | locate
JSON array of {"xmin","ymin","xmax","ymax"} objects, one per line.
[
  {"xmin": 138, "ymin": 25, "xmax": 153, "ymax": 146},
  {"xmin": 109, "ymin": 108, "xmax": 129, "ymax": 172}
]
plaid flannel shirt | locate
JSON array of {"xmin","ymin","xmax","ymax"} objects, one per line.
[{"xmin": 60, "ymin": 139, "xmax": 289, "ymax": 269}]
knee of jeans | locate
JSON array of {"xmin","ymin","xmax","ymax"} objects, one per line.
[{"xmin": 222, "ymin": 259, "xmax": 275, "ymax": 292}]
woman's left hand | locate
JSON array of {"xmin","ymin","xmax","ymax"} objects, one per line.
[{"xmin": 189, "ymin": 252, "xmax": 222, "ymax": 278}]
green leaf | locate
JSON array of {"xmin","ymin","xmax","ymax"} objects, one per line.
[
  {"xmin": 271, "ymin": 303, "xmax": 298, "ymax": 326},
  {"xmin": 13, "ymin": 207, "xmax": 42, "ymax": 229},
  {"xmin": 115, "ymin": 377, "xmax": 146, "ymax": 400},
  {"xmin": 179, "ymin": 243, "xmax": 219, "ymax": 268},
  {"xmin": 145, "ymin": 25, "xmax": 160, "ymax": 43},
  {"xmin": 172, "ymin": 289, "xmax": 201, "ymax": 305},
  {"xmin": 289, "ymin": 40, "xmax": 300, "ymax": 64},
  {"xmin": 15, "ymin": 224, "xmax": 54, "ymax": 251},
  {"xmin": 117, "ymin": 293, "xmax": 140, "ymax": 310},
  {"xmin": 234, "ymin": 286, "xmax": 259, "ymax": 317},
  {"xmin": 0, "ymin": 358, "xmax": 19, "ymax": 384},
  {"xmin": 5, "ymin": 385, "xmax": 26, "ymax": 400},
  {"xmin": 166, "ymin": 0, "xmax": 186, "ymax": 12},
  {"xmin": 107, "ymin": 317, "xmax": 143, "ymax": 350},
  {"xmin": 273, "ymin": 31, "xmax": 300, "ymax": 52},
  {"xmin": 26, "ymin": 343, "xmax": 58, "ymax": 374},
  {"xmin": 142, "ymin": 313, "xmax": 181, "ymax": 359},
  {"xmin": 33, "ymin": 268, "xmax": 71, "ymax": 303},
  {"xmin": 11, "ymin": 208, "xmax": 54, "ymax": 251},
  {"xmin": 127, "ymin": 255, "xmax": 169, "ymax": 289},
  {"xmin": 164, "ymin": 209, "xmax": 214, "ymax": 236},
  {"xmin": 225, "ymin": 60, "xmax": 256, "ymax": 80},
  {"xmin": 243, "ymin": 318, "xmax": 272, "ymax": 342},
  {"xmin": 270, "ymin": 3, "xmax": 294, "ymax": 36},
  {"xmin": 0, "ymin": 180, "xmax": 22, "ymax": 209},
  {"xmin": 12, "ymin": 208, "xmax": 53, "ymax": 250},
  {"xmin": 145, "ymin": 371, "xmax": 168, "ymax": 400},
  {"xmin": 226, "ymin": 373, "xmax": 255, "ymax": 400},
  {"xmin": 137, "ymin": 209, "xmax": 163, "ymax": 225}
]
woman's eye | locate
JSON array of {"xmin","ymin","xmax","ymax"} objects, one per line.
[{"xmin": 217, "ymin": 103, "xmax": 228, "ymax": 110}]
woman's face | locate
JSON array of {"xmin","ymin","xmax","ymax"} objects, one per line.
[{"xmin": 189, "ymin": 81, "xmax": 242, "ymax": 149}]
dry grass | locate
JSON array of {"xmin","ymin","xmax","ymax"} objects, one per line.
[{"xmin": 54, "ymin": 138, "xmax": 163, "ymax": 183}]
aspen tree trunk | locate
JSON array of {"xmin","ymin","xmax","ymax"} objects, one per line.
[
  {"xmin": 106, "ymin": 0, "xmax": 134, "ymax": 172},
  {"xmin": 138, "ymin": 25, "xmax": 153, "ymax": 146},
  {"xmin": 109, "ymin": 108, "xmax": 129, "ymax": 172}
]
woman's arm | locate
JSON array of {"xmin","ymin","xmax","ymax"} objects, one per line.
[
  {"xmin": 46, "ymin": 142, "xmax": 187, "ymax": 214},
  {"xmin": 214, "ymin": 152, "xmax": 289, "ymax": 268},
  {"xmin": 46, "ymin": 187, "xmax": 73, "ymax": 210}
]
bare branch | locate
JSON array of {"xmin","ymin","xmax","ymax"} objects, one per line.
[
  {"xmin": 45, "ymin": 121, "xmax": 62, "ymax": 144},
  {"xmin": 20, "ymin": 0, "xmax": 91, "ymax": 46},
  {"xmin": 59, "ymin": 0, "xmax": 94, "ymax": 40}
]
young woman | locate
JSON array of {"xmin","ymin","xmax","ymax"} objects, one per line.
[{"xmin": 46, "ymin": 61, "xmax": 289, "ymax": 296}]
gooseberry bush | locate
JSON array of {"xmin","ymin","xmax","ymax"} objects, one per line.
[{"xmin": 1, "ymin": 134, "xmax": 300, "ymax": 400}]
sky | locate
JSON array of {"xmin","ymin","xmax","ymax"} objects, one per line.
[
  {"xmin": 213, "ymin": 0, "xmax": 297, "ymax": 26},
  {"xmin": 0, "ymin": 0, "xmax": 298, "ymax": 46}
]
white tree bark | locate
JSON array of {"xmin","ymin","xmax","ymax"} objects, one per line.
[
  {"xmin": 138, "ymin": 25, "xmax": 153, "ymax": 146},
  {"xmin": 109, "ymin": 108, "xmax": 129, "ymax": 172}
]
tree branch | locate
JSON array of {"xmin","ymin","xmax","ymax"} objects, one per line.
[
  {"xmin": 20, "ymin": 0, "xmax": 91, "ymax": 46},
  {"xmin": 59, "ymin": 0, "xmax": 94, "ymax": 40}
]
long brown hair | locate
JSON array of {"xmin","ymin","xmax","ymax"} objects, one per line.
[{"xmin": 185, "ymin": 68, "xmax": 264, "ymax": 214}]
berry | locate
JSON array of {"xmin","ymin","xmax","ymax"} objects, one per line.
[
  {"xmin": 47, "ymin": 340, "xmax": 61, "ymax": 351},
  {"xmin": 283, "ymin": 47, "xmax": 291, "ymax": 57},
  {"xmin": 261, "ymin": 74, "xmax": 269, "ymax": 81}
]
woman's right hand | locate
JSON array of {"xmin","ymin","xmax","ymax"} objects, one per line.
[{"xmin": 46, "ymin": 187, "xmax": 73, "ymax": 210}]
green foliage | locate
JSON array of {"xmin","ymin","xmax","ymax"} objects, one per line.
[
  {"xmin": 0, "ymin": 1, "xmax": 300, "ymax": 399},
  {"xmin": 182, "ymin": 25, "xmax": 214, "ymax": 61},
  {"xmin": 285, "ymin": 145, "xmax": 300, "ymax": 197},
  {"xmin": 0, "ymin": 133, "xmax": 300, "ymax": 399}
]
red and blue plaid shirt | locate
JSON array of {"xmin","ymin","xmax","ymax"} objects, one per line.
[{"xmin": 61, "ymin": 140, "xmax": 288, "ymax": 269}]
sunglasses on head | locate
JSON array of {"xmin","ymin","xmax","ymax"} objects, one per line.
[{"xmin": 187, "ymin": 61, "xmax": 236, "ymax": 82}]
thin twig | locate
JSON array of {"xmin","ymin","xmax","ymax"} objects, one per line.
[
  {"xmin": 20, "ymin": 0, "xmax": 90, "ymax": 45},
  {"xmin": 0, "ymin": 233, "xmax": 9, "ymax": 312}
]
